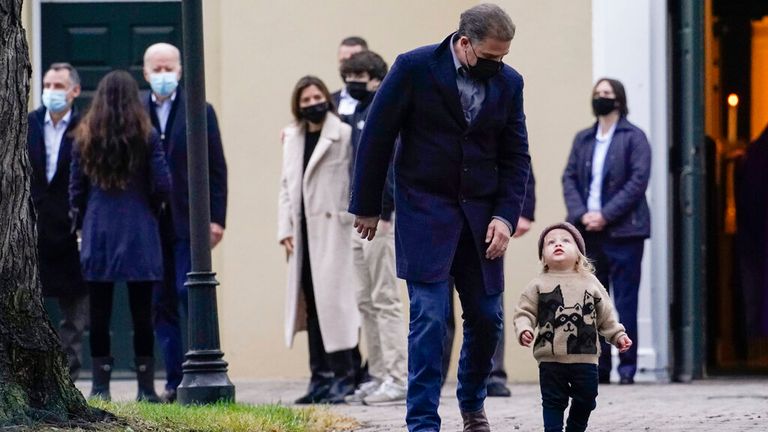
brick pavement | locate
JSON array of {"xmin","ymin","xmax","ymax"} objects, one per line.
[{"xmin": 79, "ymin": 378, "xmax": 767, "ymax": 431}]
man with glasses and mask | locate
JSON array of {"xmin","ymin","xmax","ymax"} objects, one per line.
[
  {"xmin": 27, "ymin": 63, "xmax": 87, "ymax": 382},
  {"xmin": 349, "ymin": 3, "xmax": 530, "ymax": 431}
]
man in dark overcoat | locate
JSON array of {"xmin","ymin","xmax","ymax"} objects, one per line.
[
  {"xmin": 349, "ymin": 4, "xmax": 531, "ymax": 430},
  {"xmin": 27, "ymin": 62, "xmax": 87, "ymax": 381},
  {"xmin": 142, "ymin": 43, "xmax": 229, "ymax": 403}
]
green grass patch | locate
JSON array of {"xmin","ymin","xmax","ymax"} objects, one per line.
[{"xmin": 28, "ymin": 400, "xmax": 358, "ymax": 432}]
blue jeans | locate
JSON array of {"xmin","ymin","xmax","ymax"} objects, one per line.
[
  {"xmin": 539, "ymin": 362, "xmax": 598, "ymax": 432},
  {"xmin": 406, "ymin": 275, "xmax": 502, "ymax": 431},
  {"xmin": 583, "ymin": 233, "xmax": 644, "ymax": 379},
  {"xmin": 152, "ymin": 237, "xmax": 190, "ymax": 391}
]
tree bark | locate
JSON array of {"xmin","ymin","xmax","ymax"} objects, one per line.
[{"xmin": 0, "ymin": 0, "xmax": 98, "ymax": 425}]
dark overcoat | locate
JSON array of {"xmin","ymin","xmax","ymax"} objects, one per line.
[
  {"xmin": 27, "ymin": 107, "xmax": 86, "ymax": 297},
  {"xmin": 70, "ymin": 131, "xmax": 171, "ymax": 281},
  {"xmin": 349, "ymin": 34, "xmax": 531, "ymax": 295},
  {"xmin": 521, "ymin": 169, "xmax": 536, "ymax": 221},
  {"xmin": 562, "ymin": 117, "xmax": 652, "ymax": 239},
  {"xmin": 736, "ymin": 126, "xmax": 768, "ymax": 335},
  {"xmin": 144, "ymin": 90, "xmax": 228, "ymax": 240}
]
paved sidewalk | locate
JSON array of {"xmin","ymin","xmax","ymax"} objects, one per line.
[{"xmin": 78, "ymin": 378, "xmax": 767, "ymax": 431}]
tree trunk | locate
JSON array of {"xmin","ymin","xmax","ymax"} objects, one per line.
[{"xmin": 0, "ymin": 0, "xmax": 97, "ymax": 425}]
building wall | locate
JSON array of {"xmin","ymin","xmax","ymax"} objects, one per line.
[
  {"xmin": 22, "ymin": 0, "xmax": 594, "ymax": 381},
  {"xmin": 212, "ymin": 0, "xmax": 593, "ymax": 380}
]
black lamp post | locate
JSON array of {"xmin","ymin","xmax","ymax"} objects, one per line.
[{"xmin": 176, "ymin": 0, "xmax": 235, "ymax": 404}]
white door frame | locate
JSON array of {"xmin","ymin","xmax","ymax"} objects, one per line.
[{"xmin": 592, "ymin": 0, "xmax": 671, "ymax": 382}]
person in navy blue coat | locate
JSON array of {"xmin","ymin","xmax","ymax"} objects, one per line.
[
  {"xmin": 736, "ymin": 125, "xmax": 768, "ymax": 337},
  {"xmin": 142, "ymin": 43, "xmax": 228, "ymax": 403},
  {"xmin": 27, "ymin": 62, "xmax": 87, "ymax": 381},
  {"xmin": 562, "ymin": 78, "xmax": 651, "ymax": 385},
  {"xmin": 349, "ymin": 5, "xmax": 531, "ymax": 430},
  {"xmin": 70, "ymin": 70, "xmax": 171, "ymax": 402},
  {"xmin": 441, "ymin": 169, "xmax": 536, "ymax": 399}
]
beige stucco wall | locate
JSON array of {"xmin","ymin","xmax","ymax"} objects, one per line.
[
  {"xmin": 212, "ymin": 0, "xmax": 593, "ymax": 381},
  {"xmin": 21, "ymin": 0, "xmax": 593, "ymax": 381}
]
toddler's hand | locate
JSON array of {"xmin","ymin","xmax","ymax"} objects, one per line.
[
  {"xmin": 519, "ymin": 330, "xmax": 534, "ymax": 347},
  {"xmin": 617, "ymin": 335, "xmax": 633, "ymax": 353}
]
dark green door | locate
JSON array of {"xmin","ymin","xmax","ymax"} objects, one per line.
[
  {"xmin": 41, "ymin": 1, "xmax": 182, "ymax": 111},
  {"xmin": 41, "ymin": 1, "xmax": 182, "ymax": 377}
]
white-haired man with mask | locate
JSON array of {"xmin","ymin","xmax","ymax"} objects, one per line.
[{"xmin": 142, "ymin": 42, "xmax": 228, "ymax": 403}]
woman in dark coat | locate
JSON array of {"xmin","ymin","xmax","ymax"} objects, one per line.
[
  {"xmin": 70, "ymin": 70, "xmax": 170, "ymax": 402},
  {"xmin": 562, "ymin": 78, "xmax": 652, "ymax": 385}
]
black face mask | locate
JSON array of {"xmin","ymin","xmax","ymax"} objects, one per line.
[
  {"xmin": 465, "ymin": 43, "xmax": 502, "ymax": 81},
  {"xmin": 346, "ymin": 81, "xmax": 371, "ymax": 102},
  {"xmin": 300, "ymin": 102, "xmax": 330, "ymax": 124},
  {"xmin": 592, "ymin": 97, "xmax": 617, "ymax": 116}
]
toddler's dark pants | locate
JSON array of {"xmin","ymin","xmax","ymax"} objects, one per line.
[{"xmin": 539, "ymin": 362, "xmax": 598, "ymax": 432}]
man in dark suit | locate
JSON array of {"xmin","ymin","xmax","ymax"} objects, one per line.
[
  {"xmin": 142, "ymin": 43, "xmax": 228, "ymax": 403},
  {"xmin": 332, "ymin": 36, "xmax": 368, "ymax": 119},
  {"xmin": 349, "ymin": 4, "xmax": 530, "ymax": 431},
  {"xmin": 440, "ymin": 170, "xmax": 536, "ymax": 398},
  {"xmin": 27, "ymin": 63, "xmax": 87, "ymax": 381}
]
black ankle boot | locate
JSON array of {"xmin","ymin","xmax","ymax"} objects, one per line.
[
  {"xmin": 135, "ymin": 357, "xmax": 161, "ymax": 403},
  {"xmin": 321, "ymin": 374, "xmax": 356, "ymax": 404},
  {"xmin": 295, "ymin": 374, "xmax": 333, "ymax": 404},
  {"xmin": 90, "ymin": 357, "xmax": 113, "ymax": 400}
]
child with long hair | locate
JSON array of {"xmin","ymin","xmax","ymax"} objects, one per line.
[
  {"xmin": 70, "ymin": 70, "xmax": 170, "ymax": 402},
  {"xmin": 514, "ymin": 222, "xmax": 632, "ymax": 432}
]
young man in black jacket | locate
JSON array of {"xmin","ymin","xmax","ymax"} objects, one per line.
[{"xmin": 341, "ymin": 51, "xmax": 407, "ymax": 405}]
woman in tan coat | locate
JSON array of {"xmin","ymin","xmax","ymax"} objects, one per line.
[{"xmin": 278, "ymin": 76, "xmax": 360, "ymax": 404}]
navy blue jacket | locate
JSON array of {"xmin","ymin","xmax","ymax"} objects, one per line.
[
  {"xmin": 349, "ymin": 95, "xmax": 395, "ymax": 221},
  {"xmin": 562, "ymin": 117, "xmax": 651, "ymax": 239},
  {"xmin": 145, "ymin": 90, "xmax": 228, "ymax": 240},
  {"xmin": 70, "ymin": 131, "xmax": 171, "ymax": 281},
  {"xmin": 349, "ymin": 34, "xmax": 531, "ymax": 294},
  {"xmin": 521, "ymin": 168, "xmax": 536, "ymax": 221},
  {"xmin": 27, "ymin": 107, "xmax": 86, "ymax": 297}
]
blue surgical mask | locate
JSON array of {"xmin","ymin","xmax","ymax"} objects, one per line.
[
  {"xmin": 42, "ymin": 89, "xmax": 69, "ymax": 113},
  {"xmin": 149, "ymin": 72, "xmax": 179, "ymax": 97}
]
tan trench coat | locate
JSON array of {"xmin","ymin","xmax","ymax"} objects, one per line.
[{"xmin": 277, "ymin": 113, "xmax": 360, "ymax": 352}]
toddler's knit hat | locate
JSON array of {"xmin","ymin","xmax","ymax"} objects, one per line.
[{"xmin": 538, "ymin": 222, "xmax": 586, "ymax": 260}]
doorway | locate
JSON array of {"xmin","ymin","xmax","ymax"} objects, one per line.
[{"xmin": 703, "ymin": 0, "xmax": 768, "ymax": 375}]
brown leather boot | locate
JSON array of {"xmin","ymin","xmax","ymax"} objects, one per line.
[{"xmin": 461, "ymin": 407, "xmax": 491, "ymax": 432}]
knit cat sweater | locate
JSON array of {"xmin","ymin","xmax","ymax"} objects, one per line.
[{"xmin": 513, "ymin": 270, "xmax": 627, "ymax": 365}]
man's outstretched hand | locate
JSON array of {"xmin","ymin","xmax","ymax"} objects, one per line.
[{"xmin": 354, "ymin": 215, "xmax": 380, "ymax": 241}]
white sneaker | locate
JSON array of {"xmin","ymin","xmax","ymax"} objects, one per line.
[
  {"xmin": 362, "ymin": 379, "xmax": 407, "ymax": 406},
  {"xmin": 344, "ymin": 380, "xmax": 381, "ymax": 404}
]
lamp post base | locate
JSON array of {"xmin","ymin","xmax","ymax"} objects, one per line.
[
  {"xmin": 177, "ymin": 349, "xmax": 235, "ymax": 404},
  {"xmin": 177, "ymin": 373, "xmax": 235, "ymax": 405}
]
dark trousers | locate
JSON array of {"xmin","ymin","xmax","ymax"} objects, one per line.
[
  {"xmin": 300, "ymin": 220, "xmax": 356, "ymax": 381},
  {"xmin": 406, "ymin": 225, "xmax": 503, "ymax": 432},
  {"xmin": 45, "ymin": 294, "xmax": 89, "ymax": 380},
  {"xmin": 441, "ymin": 283, "xmax": 507, "ymax": 386},
  {"xmin": 89, "ymin": 281, "xmax": 154, "ymax": 358},
  {"xmin": 152, "ymin": 235, "xmax": 191, "ymax": 392},
  {"xmin": 539, "ymin": 362, "xmax": 598, "ymax": 432},
  {"xmin": 583, "ymin": 232, "xmax": 644, "ymax": 379}
]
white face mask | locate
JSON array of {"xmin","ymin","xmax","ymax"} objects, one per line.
[
  {"xmin": 42, "ymin": 89, "xmax": 69, "ymax": 113},
  {"xmin": 149, "ymin": 72, "xmax": 179, "ymax": 97}
]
